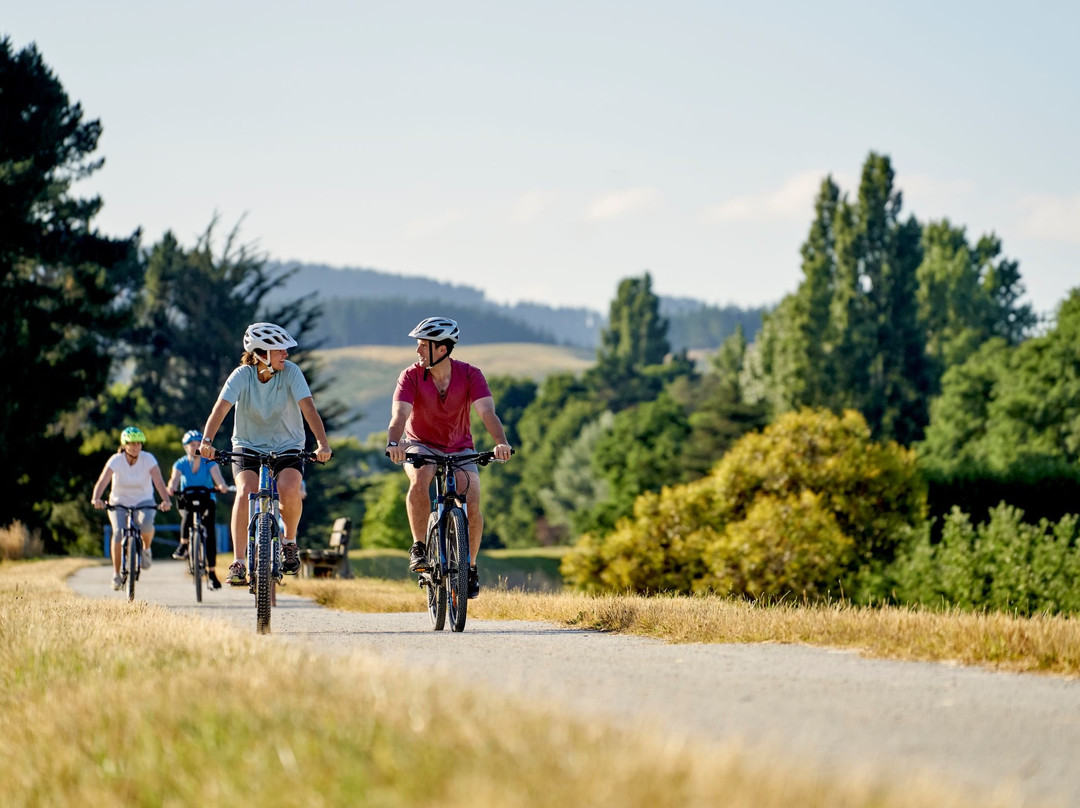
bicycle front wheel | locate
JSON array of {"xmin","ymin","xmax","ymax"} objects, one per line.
[
  {"xmin": 192, "ymin": 524, "xmax": 205, "ymax": 603},
  {"xmin": 126, "ymin": 529, "xmax": 139, "ymax": 602},
  {"xmin": 425, "ymin": 514, "xmax": 446, "ymax": 631},
  {"xmin": 255, "ymin": 512, "xmax": 273, "ymax": 634},
  {"xmin": 446, "ymin": 507, "xmax": 469, "ymax": 632}
]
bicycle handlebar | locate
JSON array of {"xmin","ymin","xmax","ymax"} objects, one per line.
[
  {"xmin": 394, "ymin": 448, "xmax": 515, "ymax": 468},
  {"xmin": 103, "ymin": 504, "xmax": 163, "ymax": 511},
  {"xmin": 213, "ymin": 448, "xmax": 327, "ymax": 465}
]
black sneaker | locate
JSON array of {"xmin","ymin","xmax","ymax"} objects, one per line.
[
  {"xmin": 408, "ymin": 541, "xmax": 428, "ymax": 572},
  {"xmin": 207, "ymin": 570, "xmax": 222, "ymax": 590},
  {"xmin": 468, "ymin": 566, "xmax": 479, "ymax": 599},
  {"xmin": 282, "ymin": 542, "xmax": 301, "ymax": 575},
  {"xmin": 172, "ymin": 543, "xmax": 189, "ymax": 560}
]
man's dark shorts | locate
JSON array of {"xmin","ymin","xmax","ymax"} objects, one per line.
[{"xmin": 231, "ymin": 450, "xmax": 305, "ymax": 479}]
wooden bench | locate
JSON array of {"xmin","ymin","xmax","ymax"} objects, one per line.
[{"xmin": 298, "ymin": 517, "xmax": 353, "ymax": 579}]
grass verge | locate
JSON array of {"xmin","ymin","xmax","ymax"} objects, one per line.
[
  {"xmin": 3, "ymin": 558, "xmax": 1021, "ymax": 807},
  {"xmin": 287, "ymin": 574, "xmax": 1080, "ymax": 677}
]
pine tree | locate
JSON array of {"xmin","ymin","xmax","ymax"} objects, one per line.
[{"xmin": 0, "ymin": 38, "xmax": 138, "ymax": 531}]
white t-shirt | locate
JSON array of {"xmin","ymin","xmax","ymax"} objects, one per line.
[{"xmin": 106, "ymin": 451, "xmax": 159, "ymax": 507}]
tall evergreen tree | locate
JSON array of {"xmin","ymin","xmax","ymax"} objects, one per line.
[
  {"xmin": 598, "ymin": 272, "xmax": 669, "ymax": 366},
  {"xmin": 0, "ymin": 39, "xmax": 138, "ymax": 531},
  {"xmin": 834, "ymin": 153, "xmax": 929, "ymax": 443},
  {"xmin": 126, "ymin": 220, "xmax": 339, "ymax": 432}
]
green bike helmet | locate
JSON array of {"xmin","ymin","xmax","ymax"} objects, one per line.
[{"xmin": 120, "ymin": 426, "xmax": 147, "ymax": 445}]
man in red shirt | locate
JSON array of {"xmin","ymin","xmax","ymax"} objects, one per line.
[{"xmin": 386, "ymin": 317, "xmax": 513, "ymax": 598}]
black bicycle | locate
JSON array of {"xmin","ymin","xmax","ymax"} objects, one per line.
[
  {"xmin": 216, "ymin": 448, "xmax": 323, "ymax": 634},
  {"xmin": 105, "ymin": 504, "xmax": 160, "ymax": 602},
  {"xmin": 399, "ymin": 450, "xmax": 511, "ymax": 632},
  {"xmin": 175, "ymin": 486, "xmax": 216, "ymax": 603}
]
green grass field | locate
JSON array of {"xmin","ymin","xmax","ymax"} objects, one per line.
[{"xmin": 349, "ymin": 546, "xmax": 568, "ymax": 592}]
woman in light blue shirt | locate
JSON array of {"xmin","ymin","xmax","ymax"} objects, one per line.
[{"xmin": 199, "ymin": 323, "xmax": 332, "ymax": 586}]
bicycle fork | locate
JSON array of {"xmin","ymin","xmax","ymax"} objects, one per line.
[{"xmin": 247, "ymin": 492, "xmax": 283, "ymax": 593}]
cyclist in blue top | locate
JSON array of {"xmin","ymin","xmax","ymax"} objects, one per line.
[
  {"xmin": 167, "ymin": 429, "xmax": 230, "ymax": 589},
  {"xmin": 199, "ymin": 323, "xmax": 333, "ymax": 586}
]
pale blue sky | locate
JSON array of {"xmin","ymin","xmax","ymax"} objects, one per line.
[{"xmin": 7, "ymin": 1, "xmax": 1079, "ymax": 315}]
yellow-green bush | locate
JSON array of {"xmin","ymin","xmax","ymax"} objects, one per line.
[
  {"xmin": 696, "ymin": 491, "xmax": 853, "ymax": 599},
  {"xmin": 562, "ymin": 408, "xmax": 927, "ymax": 599}
]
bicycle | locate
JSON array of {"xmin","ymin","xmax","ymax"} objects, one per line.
[
  {"xmin": 215, "ymin": 448, "xmax": 323, "ymax": 634},
  {"xmin": 397, "ymin": 450, "xmax": 511, "ymax": 632},
  {"xmin": 104, "ymin": 504, "xmax": 160, "ymax": 602},
  {"xmin": 174, "ymin": 486, "xmax": 217, "ymax": 603}
]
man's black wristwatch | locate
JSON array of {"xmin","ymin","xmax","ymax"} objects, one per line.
[{"xmin": 386, "ymin": 441, "xmax": 398, "ymax": 448}]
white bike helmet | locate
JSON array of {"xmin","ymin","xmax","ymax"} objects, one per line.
[
  {"xmin": 407, "ymin": 317, "xmax": 460, "ymax": 344},
  {"xmin": 243, "ymin": 322, "xmax": 297, "ymax": 352}
]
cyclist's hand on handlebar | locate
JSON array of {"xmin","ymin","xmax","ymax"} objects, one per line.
[
  {"xmin": 200, "ymin": 443, "xmax": 217, "ymax": 460},
  {"xmin": 493, "ymin": 443, "xmax": 513, "ymax": 462},
  {"xmin": 92, "ymin": 498, "xmax": 105, "ymax": 510},
  {"xmin": 315, "ymin": 443, "xmax": 333, "ymax": 463},
  {"xmin": 386, "ymin": 443, "xmax": 406, "ymax": 464},
  {"xmin": 158, "ymin": 500, "xmax": 171, "ymax": 513}
]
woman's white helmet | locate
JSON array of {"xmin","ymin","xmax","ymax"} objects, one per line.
[
  {"xmin": 243, "ymin": 322, "xmax": 298, "ymax": 352},
  {"xmin": 407, "ymin": 317, "xmax": 460, "ymax": 344}
]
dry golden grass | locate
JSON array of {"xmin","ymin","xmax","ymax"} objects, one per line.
[
  {"xmin": 1, "ymin": 559, "xmax": 1024, "ymax": 807},
  {"xmin": 0, "ymin": 520, "xmax": 44, "ymax": 560},
  {"xmin": 285, "ymin": 577, "xmax": 1080, "ymax": 677}
]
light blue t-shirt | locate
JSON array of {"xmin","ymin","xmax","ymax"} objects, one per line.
[{"xmin": 219, "ymin": 361, "xmax": 313, "ymax": 453}]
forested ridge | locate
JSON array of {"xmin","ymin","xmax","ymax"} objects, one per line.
[
  {"xmin": 6, "ymin": 36, "xmax": 1080, "ymax": 616},
  {"xmin": 264, "ymin": 260, "xmax": 767, "ymax": 352}
]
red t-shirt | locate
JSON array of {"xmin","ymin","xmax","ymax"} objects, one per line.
[{"xmin": 394, "ymin": 359, "xmax": 492, "ymax": 452}]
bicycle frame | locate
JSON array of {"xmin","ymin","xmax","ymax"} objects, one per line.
[
  {"xmin": 403, "ymin": 450, "xmax": 506, "ymax": 632},
  {"xmin": 105, "ymin": 504, "xmax": 158, "ymax": 602},
  {"xmin": 176, "ymin": 486, "xmax": 214, "ymax": 603},
  {"xmin": 217, "ymin": 448, "xmax": 317, "ymax": 634}
]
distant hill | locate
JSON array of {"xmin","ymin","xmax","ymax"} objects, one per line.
[
  {"xmin": 265, "ymin": 260, "xmax": 766, "ymax": 351},
  {"xmin": 265, "ymin": 261, "xmax": 603, "ymax": 348}
]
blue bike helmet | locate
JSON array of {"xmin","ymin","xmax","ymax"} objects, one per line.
[{"xmin": 182, "ymin": 429, "xmax": 203, "ymax": 446}]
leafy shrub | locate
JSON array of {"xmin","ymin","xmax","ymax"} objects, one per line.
[
  {"xmin": 888, "ymin": 503, "xmax": 1080, "ymax": 615},
  {"xmin": 562, "ymin": 408, "xmax": 927, "ymax": 598},
  {"xmin": 358, "ymin": 473, "xmax": 411, "ymax": 549},
  {"xmin": 697, "ymin": 491, "xmax": 853, "ymax": 599},
  {"xmin": 560, "ymin": 479, "xmax": 719, "ymax": 593}
]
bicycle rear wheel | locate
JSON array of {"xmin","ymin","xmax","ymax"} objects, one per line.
[
  {"xmin": 446, "ymin": 507, "xmax": 469, "ymax": 632},
  {"xmin": 192, "ymin": 523, "xmax": 205, "ymax": 603},
  {"xmin": 126, "ymin": 529, "xmax": 139, "ymax": 602},
  {"xmin": 255, "ymin": 512, "xmax": 273, "ymax": 634},
  {"xmin": 425, "ymin": 514, "xmax": 446, "ymax": 630}
]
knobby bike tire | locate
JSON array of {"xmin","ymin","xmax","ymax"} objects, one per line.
[
  {"xmin": 255, "ymin": 512, "xmax": 273, "ymax": 634},
  {"xmin": 446, "ymin": 507, "xmax": 470, "ymax": 632},
  {"xmin": 126, "ymin": 529, "xmax": 139, "ymax": 602},
  {"xmin": 192, "ymin": 523, "xmax": 204, "ymax": 603},
  {"xmin": 425, "ymin": 514, "xmax": 446, "ymax": 631}
]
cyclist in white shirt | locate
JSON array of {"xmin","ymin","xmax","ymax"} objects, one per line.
[{"xmin": 91, "ymin": 426, "xmax": 173, "ymax": 590}]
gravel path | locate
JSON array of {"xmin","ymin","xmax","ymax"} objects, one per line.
[{"xmin": 69, "ymin": 560, "xmax": 1080, "ymax": 807}]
